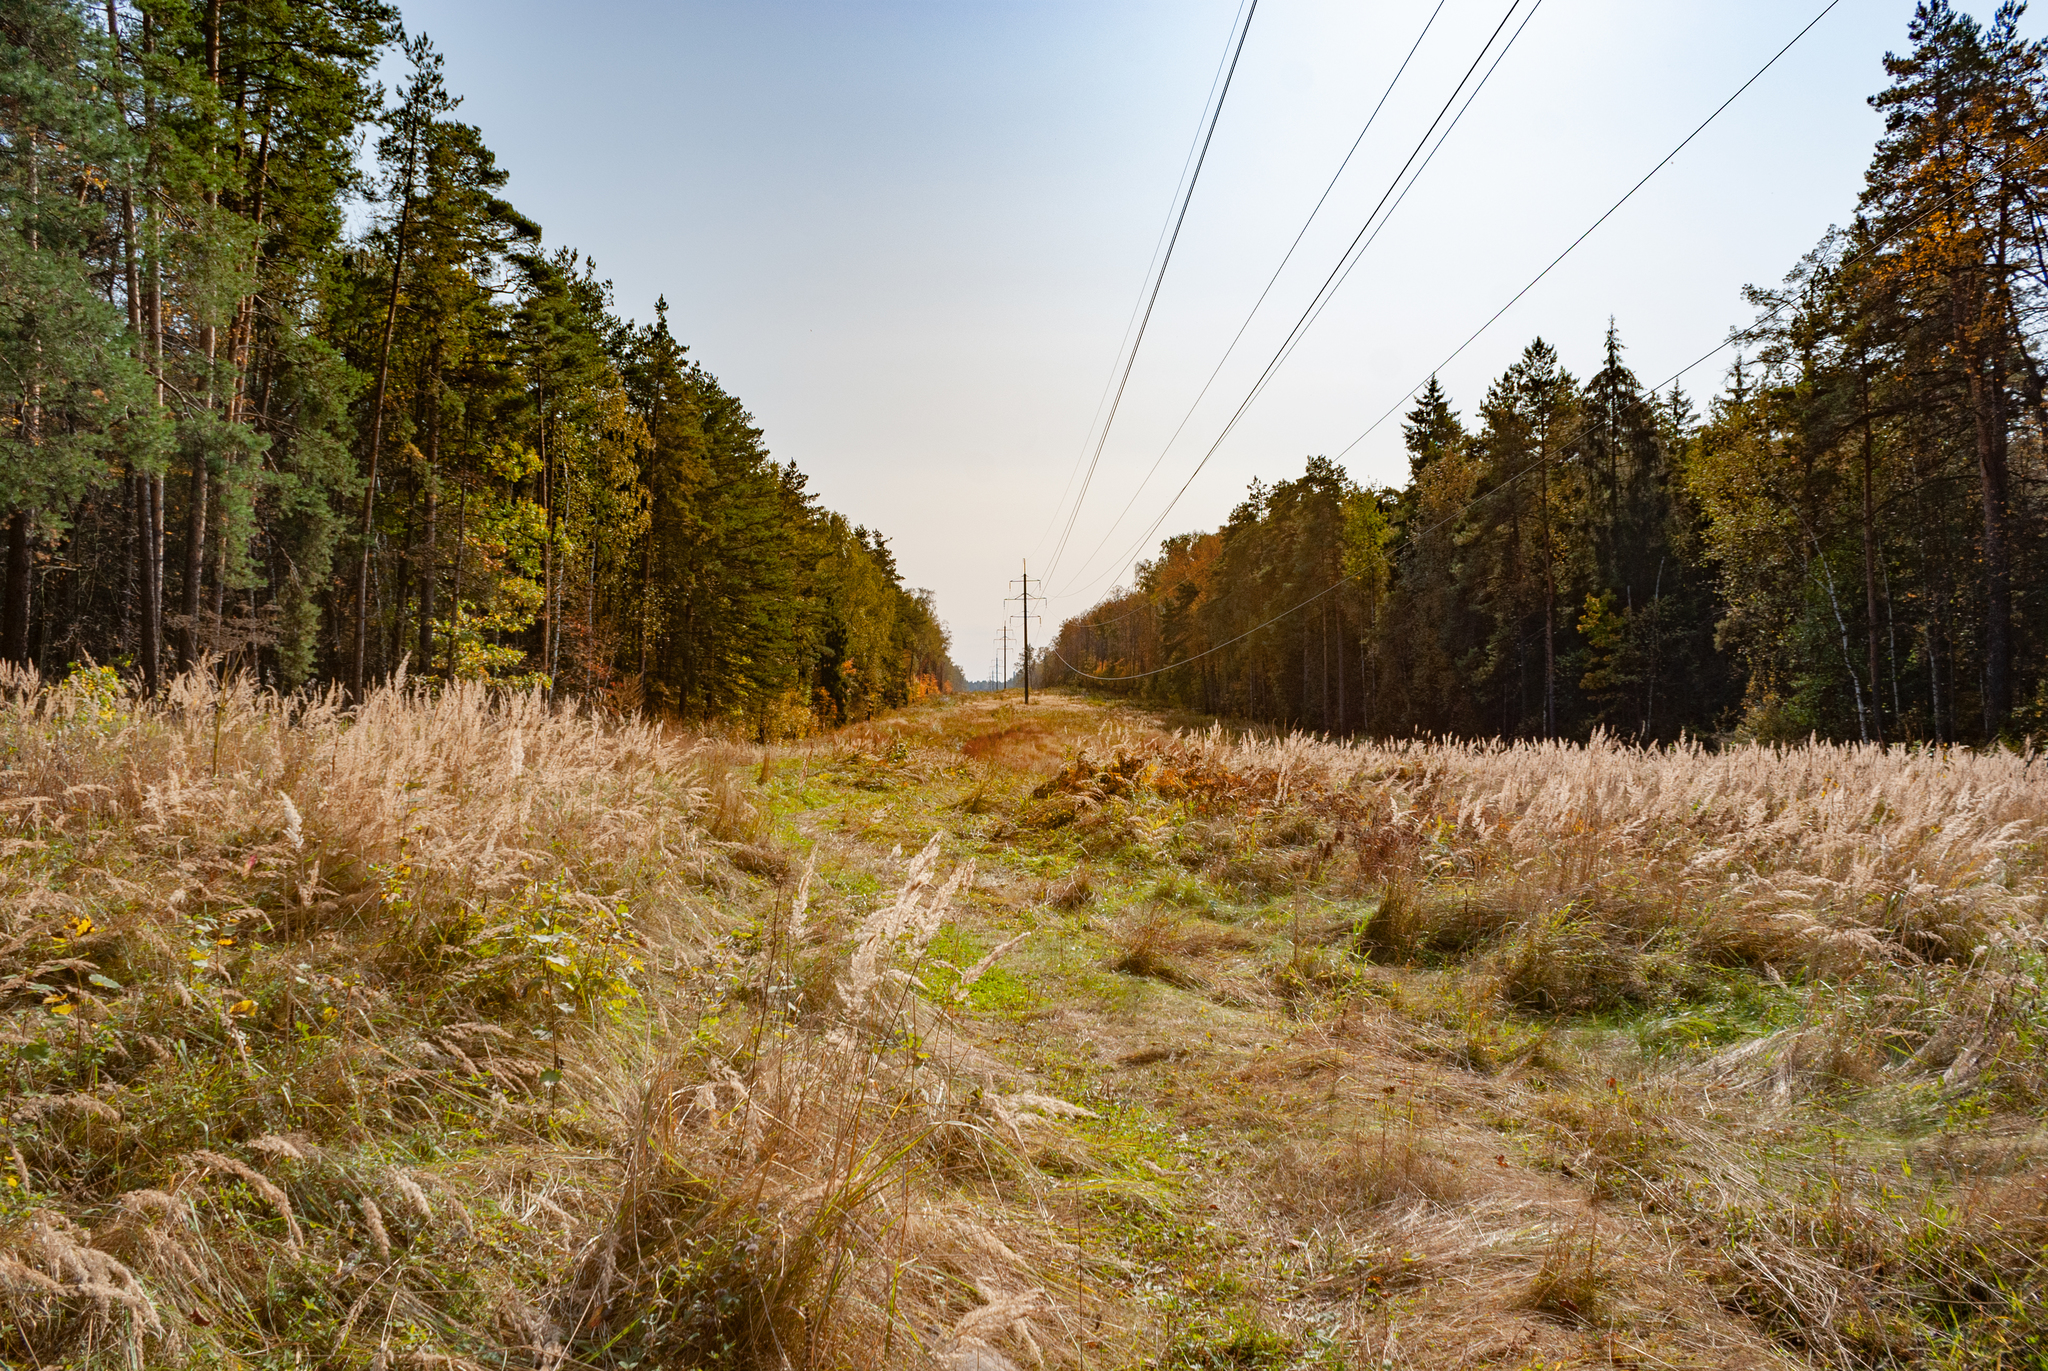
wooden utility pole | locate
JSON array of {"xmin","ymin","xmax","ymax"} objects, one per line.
[{"xmin": 1007, "ymin": 561, "xmax": 1040, "ymax": 704}]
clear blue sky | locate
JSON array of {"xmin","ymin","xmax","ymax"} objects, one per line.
[{"xmin": 382, "ymin": 0, "xmax": 2021, "ymax": 681}]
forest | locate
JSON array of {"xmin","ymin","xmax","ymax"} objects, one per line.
[
  {"xmin": 1046, "ymin": 2, "xmax": 2048, "ymax": 748},
  {"xmin": 1, "ymin": 0, "xmax": 962, "ymax": 731}
]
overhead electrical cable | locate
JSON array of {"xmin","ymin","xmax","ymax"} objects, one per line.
[
  {"xmin": 1050, "ymin": 98, "xmax": 2016, "ymax": 685},
  {"xmin": 1057, "ymin": 9, "xmax": 1547, "ymax": 613},
  {"xmin": 1029, "ymin": 0, "xmax": 1252, "ymax": 560},
  {"xmin": 1051, "ymin": 0, "xmax": 1530, "ymax": 601},
  {"xmin": 1067, "ymin": 0, "xmax": 1838, "ymax": 606},
  {"xmin": 1332, "ymin": 0, "xmax": 1846, "ymax": 462},
  {"xmin": 1228, "ymin": 0, "xmax": 1550, "ymax": 422},
  {"xmin": 1041, "ymin": 0, "xmax": 1261, "ymax": 583},
  {"xmin": 1045, "ymin": 0, "xmax": 1450, "ymax": 598},
  {"xmin": 1048, "ymin": 0, "xmax": 1895, "ymax": 682}
]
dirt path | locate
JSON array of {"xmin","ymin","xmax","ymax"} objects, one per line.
[{"xmin": 751, "ymin": 691, "xmax": 1843, "ymax": 1369}]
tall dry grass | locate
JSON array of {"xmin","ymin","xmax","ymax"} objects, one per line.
[
  {"xmin": 566, "ymin": 834, "xmax": 1075, "ymax": 1371},
  {"xmin": 0, "ymin": 662, "xmax": 705, "ymax": 921},
  {"xmin": 1033, "ymin": 718, "xmax": 2048, "ymax": 1361},
  {"xmin": 0, "ymin": 667, "xmax": 1081, "ymax": 1371},
  {"xmin": 11, "ymin": 670, "xmax": 2048, "ymax": 1369},
  {"xmin": 1124, "ymin": 725, "xmax": 2048, "ymax": 975}
]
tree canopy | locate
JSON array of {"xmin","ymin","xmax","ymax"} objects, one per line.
[{"xmin": 1, "ymin": 0, "xmax": 961, "ymax": 729}]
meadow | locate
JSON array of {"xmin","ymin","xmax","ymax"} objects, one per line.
[{"xmin": 3, "ymin": 667, "xmax": 2046, "ymax": 1369}]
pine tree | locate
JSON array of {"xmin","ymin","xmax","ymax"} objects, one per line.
[
  {"xmin": 1, "ymin": 0, "xmax": 157, "ymax": 665},
  {"xmin": 1858, "ymin": 0, "xmax": 2048, "ymax": 733},
  {"xmin": 1401, "ymin": 374, "xmax": 1463, "ymax": 486}
]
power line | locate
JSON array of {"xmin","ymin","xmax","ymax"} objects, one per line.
[
  {"xmin": 1048, "ymin": 0, "xmax": 1451, "ymax": 597},
  {"xmin": 1332, "ymin": 0, "xmax": 1846, "ymax": 464},
  {"xmin": 1048, "ymin": 120, "xmax": 2035, "ymax": 686},
  {"xmin": 1070, "ymin": 0, "xmax": 1844, "ymax": 606},
  {"xmin": 1227, "ymin": 0, "xmax": 1551, "ymax": 433},
  {"xmin": 1047, "ymin": 0, "xmax": 1861, "ymax": 674},
  {"xmin": 1051, "ymin": 0, "xmax": 1532, "ymax": 601},
  {"xmin": 1042, "ymin": 0, "xmax": 1262, "ymax": 583},
  {"xmin": 1029, "ymin": 0, "xmax": 1252, "ymax": 561}
]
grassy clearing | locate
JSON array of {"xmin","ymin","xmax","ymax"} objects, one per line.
[{"xmin": 4, "ymin": 674, "xmax": 2047, "ymax": 1368}]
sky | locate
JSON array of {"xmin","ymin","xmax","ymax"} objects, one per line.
[{"xmin": 379, "ymin": 0, "xmax": 2029, "ymax": 684}]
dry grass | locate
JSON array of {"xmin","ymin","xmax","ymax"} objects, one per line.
[
  {"xmin": 1271, "ymin": 1125, "xmax": 1472, "ymax": 1216},
  {"xmin": 923, "ymin": 700, "xmax": 2048, "ymax": 1367},
  {"xmin": 0, "ymin": 668, "xmax": 1109, "ymax": 1371},
  {"xmin": 1519, "ymin": 1223, "xmax": 1615, "ymax": 1326},
  {"xmin": 8, "ymin": 670, "xmax": 2048, "ymax": 1370},
  {"xmin": 1139, "ymin": 724, "xmax": 2046, "ymax": 974}
]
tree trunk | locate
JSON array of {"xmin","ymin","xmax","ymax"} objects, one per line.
[
  {"xmin": 135, "ymin": 477, "xmax": 158, "ymax": 695},
  {"xmin": 148, "ymin": 477, "xmax": 164, "ymax": 689},
  {"xmin": 417, "ymin": 342, "xmax": 440, "ymax": 674},
  {"xmin": 109, "ymin": 0, "xmax": 158, "ymax": 697},
  {"xmin": 1320, "ymin": 601, "xmax": 1330, "ymax": 732},
  {"xmin": 445, "ymin": 477, "xmax": 468, "ymax": 678},
  {"xmin": 389, "ymin": 463, "xmax": 414, "ymax": 672},
  {"xmin": 637, "ymin": 520, "xmax": 652, "ymax": 679},
  {"xmin": 1965, "ymin": 359, "xmax": 2013, "ymax": 734},
  {"xmin": 1, "ymin": 514, "xmax": 31, "ymax": 668},
  {"xmin": 1644, "ymin": 558, "xmax": 1662, "ymax": 739},
  {"xmin": 585, "ymin": 539, "xmax": 597, "ymax": 693},
  {"xmin": 120, "ymin": 476, "xmax": 136, "ymax": 657},
  {"xmin": 1859, "ymin": 369, "xmax": 1886, "ymax": 745},
  {"xmin": 226, "ymin": 118, "xmax": 270, "ymax": 429},
  {"xmin": 351, "ymin": 188, "xmax": 416, "ymax": 698},
  {"xmin": 1300, "ymin": 631, "xmax": 1309, "ymax": 731},
  {"xmin": 11, "ymin": 121, "xmax": 40, "ymax": 671},
  {"xmin": 1957, "ymin": 232, "xmax": 2014, "ymax": 734},
  {"xmin": 179, "ymin": 0, "xmax": 225, "ymax": 675},
  {"xmin": 539, "ymin": 395, "xmax": 554, "ymax": 694},
  {"xmin": 416, "ymin": 475, "xmax": 436, "ymax": 676},
  {"xmin": 1540, "ymin": 447, "xmax": 1556, "ymax": 739},
  {"xmin": 209, "ymin": 470, "xmax": 228, "ymax": 656},
  {"xmin": 141, "ymin": 17, "xmax": 165, "ymax": 693}
]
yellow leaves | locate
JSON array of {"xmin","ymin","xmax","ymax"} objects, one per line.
[
  {"xmin": 485, "ymin": 440, "xmax": 540, "ymax": 483},
  {"xmin": 1577, "ymin": 591, "xmax": 1629, "ymax": 697},
  {"xmin": 228, "ymin": 999, "xmax": 257, "ymax": 1017},
  {"xmin": 50, "ymin": 914, "xmax": 95, "ymax": 948}
]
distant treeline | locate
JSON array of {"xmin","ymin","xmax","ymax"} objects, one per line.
[
  {"xmin": 1046, "ymin": 2, "xmax": 2048, "ymax": 746},
  {"xmin": 2, "ymin": 0, "xmax": 961, "ymax": 731}
]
